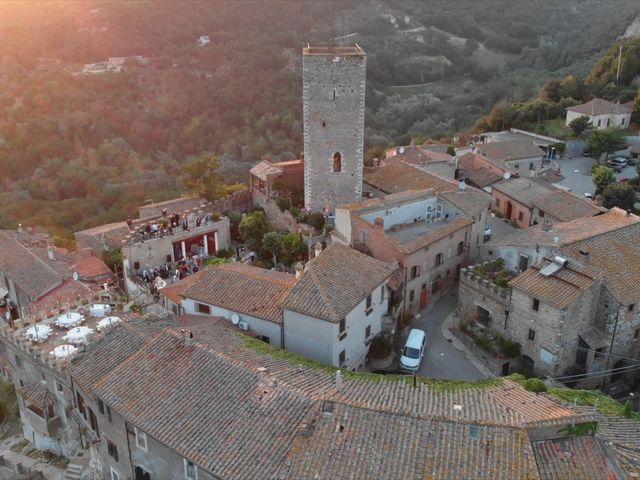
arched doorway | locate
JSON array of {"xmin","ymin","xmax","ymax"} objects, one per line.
[
  {"xmin": 521, "ymin": 355, "xmax": 534, "ymax": 376},
  {"xmin": 332, "ymin": 152, "xmax": 342, "ymax": 172}
]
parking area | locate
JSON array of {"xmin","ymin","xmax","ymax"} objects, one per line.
[{"xmin": 556, "ymin": 152, "xmax": 636, "ymax": 197}]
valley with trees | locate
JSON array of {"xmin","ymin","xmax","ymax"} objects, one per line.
[{"xmin": 0, "ymin": 0, "xmax": 639, "ymax": 244}]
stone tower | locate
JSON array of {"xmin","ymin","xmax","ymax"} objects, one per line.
[{"xmin": 302, "ymin": 44, "xmax": 366, "ymax": 213}]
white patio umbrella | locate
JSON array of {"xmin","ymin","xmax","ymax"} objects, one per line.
[
  {"xmin": 63, "ymin": 326, "xmax": 94, "ymax": 345},
  {"xmin": 51, "ymin": 344, "xmax": 77, "ymax": 359},
  {"xmin": 97, "ymin": 316, "xmax": 121, "ymax": 331},
  {"xmin": 54, "ymin": 312, "xmax": 85, "ymax": 329},
  {"xmin": 24, "ymin": 324, "xmax": 52, "ymax": 342}
]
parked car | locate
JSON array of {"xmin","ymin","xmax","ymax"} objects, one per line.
[
  {"xmin": 606, "ymin": 157, "xmax": 628, "ymax": 172},
  {"xmin": 399, "ymin": 328, "xmax": 427, "ymax": 372},
  {"xmin": 483, "ymin": 226, "xmax": 492, "ymax": 242},
  {"xmin": 584, "ymin": 192, "xmax": 593, "ymax": 200}
]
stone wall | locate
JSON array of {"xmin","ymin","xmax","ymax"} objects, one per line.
[
  {"xmin": 303, "ymin": 50, "xmax": 366, "ymax": 212},
  {"xmin": 210, "ymin": 189, "xmax": 252, "ymax": 214},
  {"xmin": 253, "ymin": 190, "xmax": 300, "ymax": 233},
  {"xmin": 457, "ymin": 266, "xmax": 510, "ymax": 331}
]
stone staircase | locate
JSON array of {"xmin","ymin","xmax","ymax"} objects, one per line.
[{"xmin": 64, "ymin": 463, "xmax": 84, "ymax": 480}]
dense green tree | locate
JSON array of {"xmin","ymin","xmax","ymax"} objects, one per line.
[
  {"xmin": 238, "ymin": 211, "xmax": 270, "ymax": 251},
  {"xmin": 568, "ymin": 115, "xmax": 592, "ymax": 137},
  {"xmin": 281, "ymin": 232, "xmax": 307, "ymax": 265},
  {"xmin": 261, "ymin": 231, "xmax": 284, "ymax": 266},
  {"xmin": 601, "ymin": 183, "xmax": 635, "ymax": 210},
  {"xmin": 592, "ymin": 165, "xmax": 616, "ymax": 194},
  {"xmin": 179, "ymin": 153, "xmax": 222, "ymax": 202},
  {"xmin": 585, "ymin": 128, "xmax": 626, "ymax": 163}
]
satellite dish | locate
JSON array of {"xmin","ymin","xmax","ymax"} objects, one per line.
[
  {"xmin": 399, "ymin": 146, "xmax": 405, "ymax": 154},
  {"xmin": 503, "ymin": 172, "xmax": 511, "ymax": 180},
  {"xmin": 231, "ymin": 313, "xmax": 240, "ymax": 325},
  {"xmin": 72, "ymin": 272, "xmax": 79, "ymax": 281}
]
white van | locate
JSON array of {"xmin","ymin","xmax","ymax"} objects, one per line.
[{"xmin": 399, "ymin": 328, "xmax": 426, "ymax": 372}]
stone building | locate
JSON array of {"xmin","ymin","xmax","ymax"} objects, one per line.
[
  {"xmin": 460, "ymin": 208, "xmax": 640, "ymax": 387},
  {"xmin": 302, "ymin": 44, "xmax": 366, "ymax": 213}
]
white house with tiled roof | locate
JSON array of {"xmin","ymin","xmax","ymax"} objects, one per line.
[
  {"xmin": 282, "ymin": 243, "xmax": 397, "ymax": 370},
  {"xmin": 565, "ymin": 98, "xmax": 632, "ymax": 130}
]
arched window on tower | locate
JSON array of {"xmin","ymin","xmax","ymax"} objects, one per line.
[{"xmin": 332, "ymin": 152, "xmax": 342, "ymax": 172}]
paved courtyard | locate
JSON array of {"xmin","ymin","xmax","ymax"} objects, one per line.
[{"xmin": 556, "ymin": 152, "xmax": 636, "ymax": 197}]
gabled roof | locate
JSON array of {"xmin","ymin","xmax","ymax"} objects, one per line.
[
  {"xmin": 567, "ymin": 98, "xmax": 633, "ymax": 116},
  {"xmin": 17, "ymin": 383, "xmax": 56, "ymax": 409},
  {"xmin": 477, "ymin": 140, "xmax": 545, "ymax": 162},
  {"xmin": 159, "ymin": 269, "xmax": 205, "ymax": 305},
  {"xmin": 531, "ymin": 190, "xmax": 604, "ymax": 222},
  {"xmin": 68, "ymin": 313, "xmax": 612, "ymax": 479},
  {"xmin": 249, "ymin": 160, "xmax": 283, "ymax": 181},
  {"xmin": 282, "ymin": 243, "xmax": 396, "ymax": 323},
  {"xmin": 71, "ymin": 256, "xmax": 113, "ymax": 280},
  {"xmin": 492, "ymin": 177, "xmax": 552, "ymax": 206},
  {"xmin": 508, "ymin": 258, "xmax": 603, "ymax": 309},
  {"xmin": 182, "ymin": 263, "xmax": 296, "ymax": 323},
  {"xmin": 0, "ymin": 230, "xmax": 63, "ymax": 300},
  {"xmin": 439, "ymin": 189, "xmax": 491, "ymax": 219},
  {"xmin": 399, "ymin": 217, "xmax": 474, "ymax": 254}
]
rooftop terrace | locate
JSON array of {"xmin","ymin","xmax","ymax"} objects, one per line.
[
  {"xmin": 386, "ymin": 217, "xmax": 455, "ymax": 244},
  {"xmin": 303, "ymin": 44, "xmax": 365, "ymax": 56}
]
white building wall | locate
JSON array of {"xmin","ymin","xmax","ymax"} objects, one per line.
[
  {"xmin": 565, "ymin": 110, "xmax": 631, "ymax": 129},
  {"xmin": 181, "ymin": 298, "xmax": 283, "ymax": 347},
  {"xmin": 283, "ymin": 283, "xmax": 388, "ymax": 369}
]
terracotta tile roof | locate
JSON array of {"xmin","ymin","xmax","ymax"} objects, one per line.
[
  {"xmin": 477, "ymin": 140, "xmax": 545, "ymax": 162},
  {"xmin": 567, "ymin": 98, "xmax": 633, "ymax": 116},
  {"xmin": 383, "ymin": 145, "xmax": 453, "ymax": 165},
  {"xmin": 28, "ymin": 279, "xmax": 94, "ymax": 318},
  {"xmin": 249, "ymin": 160, "xmax": 283, "ymax": 181},
  {"xmin": 532, "ymin": 436, "xmax": 623, "ymax": 480},
  {"xmin": 282, "ymin": 404, "xmax": 539, "ymax": 480},
  {"xmin": 531, "ymin": 190, "xmax": 604, "ymax": 222},
  {"xmin": 460, "ymin": 166, "xmax": 503, "ymax": 187},
  {"xmin": 486, "ymin": 208, "xmax": 640, "ymax": 248},
  {"xmin": 17, "ymin": 383, "xmax": 56, "ymax": 409},
  {"xmin": 439, "ymin": 189, "xmax": 491, "ymax": 219},
  {"xmin": 182, "ymin": 263, "xmax": 296, "ymax": 323},
  {"xmin": 74, "ymin": 221, "xmax": 131, "ymax": 250},
  {"xmin": 399, "ymin": 217, "xmax": 474, "ymax": 254},
  {"xmin": 363, "ymin": 162, "xmax": 457, "ymax": 194},
  {"xmin": 0, "ymin": 230, "xmax": 62, "ymax": 300},
  {"xmin": 579, "ymin": 327, "xmax": 609, "ymax": 349},
  {"xmin": 562, "ymin": 221, "xmax": 640, "ymax": 304},
  {"xmin": 282, "ymin": 243, "xmax": 397, "ymax": 323},
  {"xmin": 492, "ymin": 177, "xmax": 552, "ymax": 206},
  {"xmin": 71, "ymin": 317, "xmax": 597, "ymax": 479},
  {"xmin": 71, "ymin": 256, "xmax": 113, "ymax": 280},
  {"xmin": 595, "ymin": 414, "xmax": 640, "ymax": 477},
  {"xmin": 508, "ymin": 258, "xmax": 603, "ymax": 309},
  {"xmin": 159, "ymin": 270, "xmax": 205, "ymax": 305}
]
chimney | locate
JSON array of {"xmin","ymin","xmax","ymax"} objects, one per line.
[
  {"xmin": 335, "ymin": 370, "xmax": 343, "ymax": 392},
  {"xmin": 627, "ymin": 209, "xmax": 632, "ymax": 217},
  {"xmin": 180, "ymin": 328, "xmax": 186, "ymax": 346},
  {"xmin": 47, "ymin": 245, "xmax": 55, "ymax": 261},
  {"xmin": 314, "ymin": 242, "xmax": 323, "ymax": 258},
  {"xmin": 185, "ymin": 330, "xmax": 194, "ymax": 347},
  {"xmin": 294, "ymin": 262, "xmax": 304, "ymax": 279},
  {"xmin": 17, "ymin": 224, "xmax": 23, "ymax": 233}
]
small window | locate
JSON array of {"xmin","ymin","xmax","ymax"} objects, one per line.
[
  {"xmin": 539, "ymin": 209, "xmax": 545, "ymax": 218},
  {"xmin": 196, "ymin": 303, "xmax": 211, "ymax": 315},
  {"xmin": 366, "ymin": 294, "xmax": 372, "ymax": 310},
  {"xmin": 597, "ymin": 119, "xmax": 601, "ymax": 127},
  {"xmin": 410, "ymin": 265, "xmax": 420, "ymax": 279},
  {"xmin": 332, "ymin": 152, "xmax": 342, "ymax": 172},
  {"xmin": 55, "ymin": 379, "xmax": 64, "ymax": 393},
  {"xmin": 529, "ymin": 162, "xmax": 534, "ymax": 171},
  {"xmin": 532, "ymin": 299, "xmax": 540, "ymax": 311},
  {"xmin": 435, "ymin": 253, "xmax": 443, "ymax": 266},
  {"xmin": 635, "ymin": 328, "xmax": 640, "ymax": 339},
  {"xmin": 421, "ymin": 283, "xmax": 427, "ymax": 291},
  {"xmin": 622, "ymin": 117, "xmax": 626, "ymax": 126},
  {"xmin": 332, "ymin": 89, "xmax": 336, "ymax": 102},
  {"xmin": 135, "ymin": 428, "xmax": 148, "ymax": 452},
  {"xmin": 98, "ymin": 399, "xmax": 105, "ymax": 415},
  {"xmin": 110, "ymin": 467, "xmax": 120, "ymax": 480},
  {"xmin": 431, "ymin": 276, "xmax": 440, "ymax": 294},
  {"xmin": 528, "ymin": 329, "xmax": 535, "ymax": 341},
  {"xmin": 339, "ymin": 318, "xmax": 346, "ymax": 334},
  {"xmin": 106, "ymin": 406, "xmax": 112, "ymax": 423},
  {"xmin": 380, "ymin": 286, "xmax": 384, "ymax": 303},
  {"xmin": 321, "ymin": 121, "xmax": 326, "ymax": 128},
  {"xmin": 184, "ymin": 458, "xmax": 198, "ymax": 480},
  {"xmin": 518, "ymin": 211, "xmax": 524, "ymax": 222},
  {"xmin": 107, "ymin": 440, "xmax": 119, "ymax": 462},
  {"xmin": 515, "ymin": 164, "xmax": 520, "ymax": 169},
  {"xmin": 365, "ymin": 325, "xmax": 371, "ymax": 339},
  {"xmin": 607, "ymin": 118, "xmax": 611, "ymax": 127},
  {"xmin": 518, "ymin": 254, "xmax": 529, "ymax": 272},
  {"xmin": 455, "ymin": 264, "xmax": 461, "ymax": 278},
  {"xmin": 15, "ymin": 355, "xmax": 22, "ymax": 369},
  {"xmin": 457, "ymin": 242, "xmax": 464, "ymax": 255},
  {"xmin": 409, "ymin": 290, "xmax": 415, "ymax": 302},
  {"xmin": 629, "ymin": 304, "xmax": 635, "ymax": 313},
  {"xmin": 339, "ymin": 350, "xmax": 346, "ymax": 365}
]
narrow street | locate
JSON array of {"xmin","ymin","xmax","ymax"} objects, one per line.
[{"xmin": 407, "ymin": 292, "xmax": 486, "ymax": 381}]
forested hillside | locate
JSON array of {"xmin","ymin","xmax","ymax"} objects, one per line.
[{"xmin": 0, "ymin": 0, "xmax": 638, "ymax": 244}]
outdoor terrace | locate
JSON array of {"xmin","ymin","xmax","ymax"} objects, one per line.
[{"xmin": 386, "ymin": 217, "xmax": 455, "ymax": 244}]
